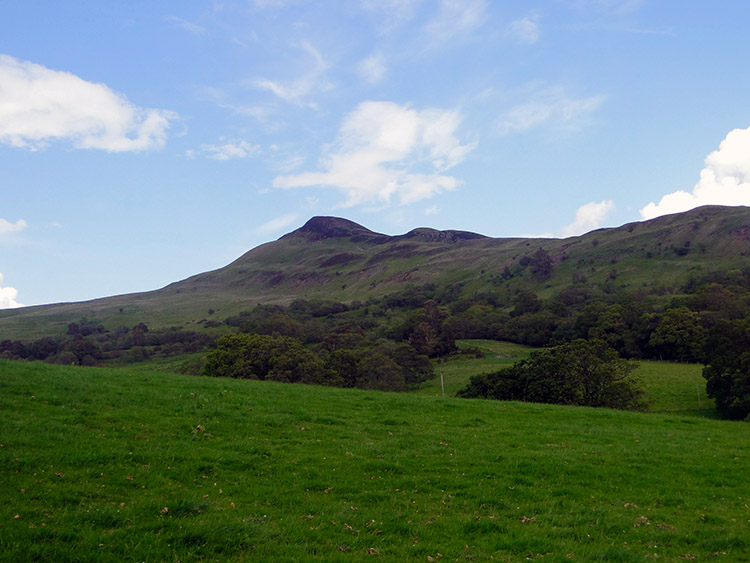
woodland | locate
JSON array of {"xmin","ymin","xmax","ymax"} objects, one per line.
[{"xmin": 2, "ymin": 263, "xmax": 750, "ymax": 417}]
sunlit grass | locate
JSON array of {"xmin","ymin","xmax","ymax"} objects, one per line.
[{"xmin": 1, "ymin": 359, "xmax": 747, "ymax": 561}]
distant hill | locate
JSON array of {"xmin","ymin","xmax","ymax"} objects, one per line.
[{"xmin": 1, "ymin": 205, "xmax": 749, "ymax": 339}]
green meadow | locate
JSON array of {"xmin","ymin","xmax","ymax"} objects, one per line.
[
  {"xmin": 422, "ymin": 341, "xmax": 715, "ymax": 417},
  {"xmin": 1, "ymin": 355, "xmax": 748, "ymax": 562}
]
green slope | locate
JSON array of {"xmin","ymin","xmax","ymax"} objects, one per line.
[{"xmin": 2, "ymin": 205, "xmax": 749, "ymax": 340}]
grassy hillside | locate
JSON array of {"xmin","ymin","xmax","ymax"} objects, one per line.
[
  {"xmin": 2, "ymin": 205, "xmax": 749, "ymax": 340},
  {"xmin": 1, "ymin": 360, "xmax": 747, "ymax": 561}
]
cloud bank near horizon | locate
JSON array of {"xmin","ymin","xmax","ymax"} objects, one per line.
[
  {"xmin": 641, "ymin": 125, "xmax": 750, "ymax": 219},
  {"xmin": 0, "ymin": 273, "xmax": 23, "ymax": 310},
  {"xmin": 560, "ymin": 200, "xmax": 615, "ymax": 237}
]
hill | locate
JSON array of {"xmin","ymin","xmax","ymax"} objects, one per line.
[{"xmin": 1, "ymin": 205, "xmax": 749, "ymax": 340}]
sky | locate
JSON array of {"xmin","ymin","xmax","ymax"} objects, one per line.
[{"xmin": 2, "ymin": 1, "xmax": 750, "ymax": 309}]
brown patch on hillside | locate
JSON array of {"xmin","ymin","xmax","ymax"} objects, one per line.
[
  {"xmin": 288, "ymin": 272, "xmax": 330, "ymax": 288},
  {"xmin": 257, "ymin": 271, "xmax": 286, "ymax": 288},
  {"xmin": 384, "ymin": 269, "xmax": 419, "ymax": 283},
  {"xmin": 320, "ymin": 253, "xmax": 362, "ymax": 268},
  {"xmin": 366, "ymin": 244, "xmax": 420, "ymax": 265},
  {"xmin": 355, "ymin": 265, "xmax": 387, "ymax": 281},
  {"xmin": 228, "ymin": 270, "xmax": 285, "ymax": 288},
  {"xmin": 730, "ymin": 225, "xmax": 750, "ymax": 243}
]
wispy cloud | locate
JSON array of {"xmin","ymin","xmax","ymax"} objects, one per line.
[
  {"xmin": 252, "ymin": 41, "xmax": 332, "ymax": 108},
  {"xmin": 0, "ymin": 55, "xmax": 177, "ymax": 152},
  {"xmin": 166, "ymin": 16, "xmax": 207, "ymax": 35},
  {"xmin": 252, "ymin": 0, "xmax": 297, "ymax": 9},
  {"xmin": 273, "ymin": 101, "xmax": 476, "ymax": 207},
  {"xmin": 423, "ymin": 0, "xmax": 488, "ymax": 44},
  {"xmin": 497, "ymin": 85, "xmax": 606, "ymax": 134},
  {"xmin": 357, "ymin": 52, "xmax": 387, "ymax": 84},
  {"xmin": 508, "ymin": 13, "xmax": 541, "ymax": 45},
  {"xmin": 190, "ymin": 138, "xmax": 261, "ymax": 160},
  {"xmin": 640, "ymin": 125, "xmax": 750, "ymax": 219},
  {"xmin": 560, "ymin": 200, "xmax": 615, "ymax": 237},
  {"xmin": 569, "ymin": 0, "xmax": 644, "ymax": 16},
  {"xmin": 0, "ymin": 273, "xmax": 23, "ymax": 309},
  {"xmin": 360, "ymin": 0, "xmax": 421, "ymax": 33},
  {"xmin": 255, "ymin": 213, "xmax": 299, "ymax": 235}
]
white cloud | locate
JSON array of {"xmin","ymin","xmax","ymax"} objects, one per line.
[
  {"xmin": 195, "ymin": 139, "xmax": 261, "ymax": 160},
  {"xmin": 640, "ymin": 125, "xmax": 750, "ymax": 220},
  {"xmin": 357, "ymin": 52, "xmax": 387, "ymax": 84},
  {"xmin": 0, "ymin": 218, "xmax": 28, "ymax": 234},
  {"xmin": 255, "ymin": 213, "xmax": 298, "ymax": 235},
  {"xmin": 425, "ymin": 205, "xmax": 440, "ymax": 216},
  {"xmin": 0, "ymin": 55, "xmax": 177, "ymax": 152},
  {"xmin": 272, "ymin": 101, "xmax": 476, "ymax": 207},
  {"xmin": 252, "ymin": 41, "xmax": 332, "ymax": 107},
  {"xmin": 508, "ymin": 14, "xmax": 540, "ymax": 45},
  {"xmin": 497, "ymin": 85, "xmax": 605, "ymax": 134},
  {"xmin": 0, "ymin": 273, "xmax": 23, "ymax": 309},
  {"xmin": 560, "ymin": 200, "xmax": 615, "ymax": 237}
]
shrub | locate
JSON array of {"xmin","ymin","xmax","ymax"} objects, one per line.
[
  {"xmin": 703, "ymin": 319, "xmax": 750, "ymax": 419},
  {"xmin": 457, "ymin": 339, "xmax": 645, "ymax": 410}
]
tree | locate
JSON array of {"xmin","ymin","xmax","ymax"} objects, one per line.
[
  {"xmin": 358, "ymin": 351, "xmax": 408, "ymax": 392},
  {"xmin": 457, "ymin": 339, "xmax": 644, "ymax": 410},
  {"xmin": 132, "ymin": 323, "xmax": 149, "ymax": 346},
  {"xmin": 648, "ymin": 307, "xmax": 706, "ymax": 362},
  {"xmin": 511, "ymin": 290, "xmax": 542, "ymax": 317},
  {"xmin": 257, "ymin": 313, "xmax": 305, "ymax": 340},
  {"xmin": 380, "ymin": 341, "xmax": 433, "ymax": 387},
  {"xmin": 202, "ymin": 333, "xmax": 328, "ymax": 383},
  {"xmin": 530, "ymin": 248, "xmax": 553, "ymax": 281},
  {"xmin": 505, "ymin": 311, "xmax": 559, "ymax": 347},
  {"xmin": 702, "ymin": 319, "xmax": 750, "ymax": 419},
  {"xmin": 404, "ymin": 300, "xmax": 455, "ymax": 357}
]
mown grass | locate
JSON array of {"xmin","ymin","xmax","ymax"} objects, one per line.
[{"xmin": 1, "ymin": 359, "xmax": 748, "ymax": 561}]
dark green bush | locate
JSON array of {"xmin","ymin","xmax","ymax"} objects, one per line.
[{"xmin": 457, "ymin": 339, "xmax": 645, "ymax": 411}]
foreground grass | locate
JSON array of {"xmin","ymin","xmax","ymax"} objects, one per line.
[{"xmin": 1, "ymin": 360, "xmax": 748, "ymax": 562}]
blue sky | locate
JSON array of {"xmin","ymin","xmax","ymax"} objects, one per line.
[{"xmin": 2, "ymin": 0, "xmax": 750, "ymax": 308}]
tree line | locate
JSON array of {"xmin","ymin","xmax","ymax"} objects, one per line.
[
  {"xmin": 0, "ymin": 318, "xmax": 213, "ymax": 366},
  {"xmin": 3, "ymin": 265, "xmax": 750, "ymax": 416}
]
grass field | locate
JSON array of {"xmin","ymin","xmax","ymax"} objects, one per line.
[
  {"xmin": 421, "ymin": 341, "xmax": 715, "ymax": 417},
  {"xmin": 1, "ymin": 356, "xmax": 748, "ymax": 562},
  {"xmin": 417, "ymin": 340, "xmax": 536, "ymax": 398}
]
